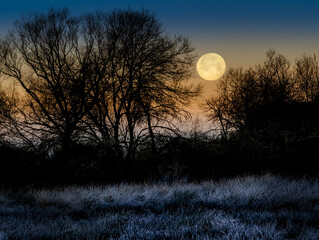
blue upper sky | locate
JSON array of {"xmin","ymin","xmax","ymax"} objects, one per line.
[{"xmin": 1, "ymin": 0, "xmax": 319, "ymax": 70}]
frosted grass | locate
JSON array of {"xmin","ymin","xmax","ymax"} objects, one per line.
[{"xmin": 0, "ymin": 175, "xmax": 318, "ymax": 239}]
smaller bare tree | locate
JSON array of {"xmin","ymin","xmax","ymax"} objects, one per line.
[
  {"xmin": 294, "ymin": 54, "xmax": 319, "ymax": 103},
  {"xmin": 205, "ymin": 50, "xmax": 294, "ymax": 136}
]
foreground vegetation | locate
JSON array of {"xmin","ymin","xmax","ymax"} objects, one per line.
[{"xmin": 0, "ymin": 175, "xmax": 318, "ymax": 239}]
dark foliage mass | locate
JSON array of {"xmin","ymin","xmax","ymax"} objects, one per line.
[
  {"xmin": 0, "ymin": 9, "xmax": 318, "ymax": 186},
  {"xmin": 205, "ymin": 50, "xmax": 319, "ymax": 177}
]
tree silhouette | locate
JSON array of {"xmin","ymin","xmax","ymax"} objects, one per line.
[
  {"xmin": 205, "ymin": 50, "xmax": 293, "ymax": 135},
  {"xmin": 0, "ymin": 8, "xmax": 201, "ymax": 166},
  {"xmin": 204, "ymin": 50, "xmax": 319, "ymax": 174},
  {"xmin": 83, "ymin": 9, "xmax": 201, "ymax": 160},
  {"xmin": 0, "ymin": 9, "xmax": 99, "ymax": 155},
  {"xmin": 0, "ymin": 84, "xmax": 14, "ymax": 139},
  {"xmin": 294, "ymin": 54, "xmax": 319, "ymax": 103}
]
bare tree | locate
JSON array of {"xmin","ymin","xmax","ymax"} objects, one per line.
[
  {"xmin": 0, "ymin": 8, "xmax": 201, "ymax": 164},
  {"xmin": 0, "ymin": 9, "xmax": 98, "ymax": 153},
  {"xmin": 83, "ymin": 9, "xmax": 201, "ymax": 160},
  {"xmin": 205, "ymin": 68, "xmax": 257, "ymax": 138},
  {"xmin": 0, "ymin": 85, "xmax": 8, "ymax": 125},
  {"xmin": 256, "ymin": 49, "xmax": 293, "ymax": 105},
  {"xmin": 294, "ymin": 54, "xmax": 319, "ymax": 103},
  {"xmin": 205, "ymin": 50, "xmax": 293, "ymax": 135},
  {"xmin": 0, "ymin": 84, "xmax": 11, "ymax": 133}
]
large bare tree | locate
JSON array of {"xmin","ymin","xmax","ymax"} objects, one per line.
[
  {"xmin": 0, "ymin": 8, "xmax": 201, "ymax": 163},
  {"xmin": 83, "ymin": 9, "xmax": 201, "ymax": 160},
  {"xmin": 0, "ymin": 9, "xmax": 98, "ymax": 153}
]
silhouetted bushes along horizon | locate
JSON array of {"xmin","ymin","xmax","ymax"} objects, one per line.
[
  {"xmin": 0, "ymin": 9, "xmax": 319, "ymax": 186},
  {"xmin": 0, "ymin": 132, "xmax": 318, "ymax": 186}
]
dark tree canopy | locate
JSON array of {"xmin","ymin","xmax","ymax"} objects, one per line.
[
  {"xmin": 205, "ymin": 50, "xmax": 319, "ymax": 146},
  {"xmin": 295, "ymin": 54, "xmax": 319, "ymax": 103},
  {"xmin": 1, "ymin": 10, "xmax": 319, "ymax": 183},
  {"xmin": 0, "ymin": 8, "xmax": 201, "ymax": 161},
  {"xmin": 0, "ymin": 9, "xmax": 98, "ymax": 151},
  {"xmin": 82, "ymin": 9, "xmax": 201, "ymax": 160},
  {"xmin": 0, "ymin": 85, "xmax": 12, "ymax": 130},
  {"xmin": 205, "ymin": 50, "xmax": 295, "ymax": 135}
]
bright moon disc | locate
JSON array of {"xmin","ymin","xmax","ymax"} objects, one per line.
[{"xmin": 197, "ymin": 53, "xmax": 226, "ymax": 81}]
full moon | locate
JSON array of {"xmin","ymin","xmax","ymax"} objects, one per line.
[{"xmin": 197, "ymin": 53, "xmax": 226, "ymax": 81}]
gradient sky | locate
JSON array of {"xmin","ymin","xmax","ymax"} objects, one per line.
[{"xmin": 1, "ymin": 0, "xmax": 319, "ymax": 90}]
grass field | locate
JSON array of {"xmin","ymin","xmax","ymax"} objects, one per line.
[{"xmin": 0, "ymin": 175, "xmax": 318, "ymax": 239}]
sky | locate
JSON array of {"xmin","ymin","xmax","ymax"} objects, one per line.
[{"xmin": 1, "ymin": 0, "xmax": 319, "ymax": 92}]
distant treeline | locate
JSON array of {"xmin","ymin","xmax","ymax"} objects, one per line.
[{"xmin": 0, "ymin": 9, "xmax": 318, "ymax": 186}]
